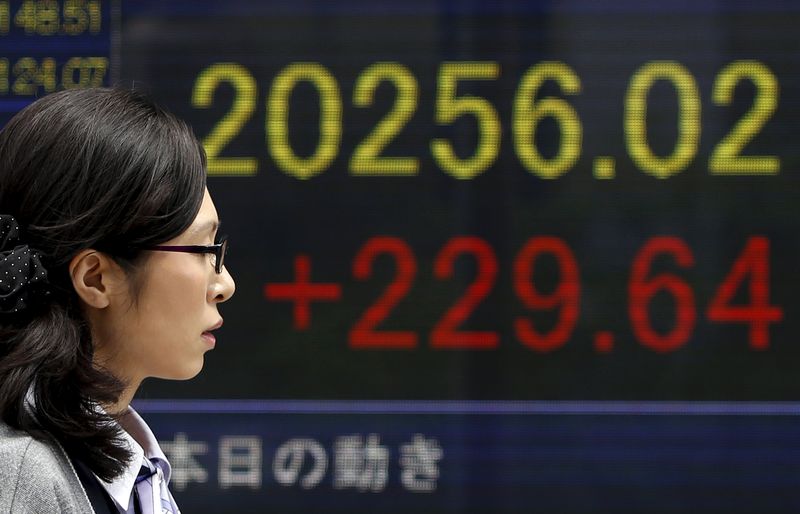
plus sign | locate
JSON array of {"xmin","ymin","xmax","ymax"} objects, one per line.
[{"xmin": 263, "ymin": 254, "xmax": 342, "ymax": 330}]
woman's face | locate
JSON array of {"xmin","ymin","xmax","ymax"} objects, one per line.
[{"xmin": 96, "ymin": 188, "xmax": 236, "ymax": 383}]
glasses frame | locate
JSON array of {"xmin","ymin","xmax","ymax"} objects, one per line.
[{"xmin": 145, "ymin": 235, "xmax": 228, "ymax": 274}]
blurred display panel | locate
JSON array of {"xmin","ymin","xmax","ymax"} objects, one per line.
[{"xmin": 0, "ymin": 0, "xmax": 115, "ymax": 121}]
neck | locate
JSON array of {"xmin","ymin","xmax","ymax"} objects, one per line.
[
  {"xmin": 91, "ymin": 336, "xmax": 142, "ymax": 415},
  {"xmin": 106, "ymin": 380, "xmax": 140, "ymax": 416}
]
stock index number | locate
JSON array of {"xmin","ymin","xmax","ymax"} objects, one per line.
[{"xmin": 191, "ymin": 60, "xmax": 780, "ymax": 179}]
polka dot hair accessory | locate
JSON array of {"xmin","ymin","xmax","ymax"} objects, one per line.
[{"xmin": 0, "ymin": 214, "xmax": 50, "ymax": 314}]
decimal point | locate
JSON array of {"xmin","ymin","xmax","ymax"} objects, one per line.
[
  {"xmin": 593, "ymin": 157, "xmax": 616, "ymax": 179},
  {"xmin": 594, "ymin": 331, "xmax": 614, "ymax": 352}
]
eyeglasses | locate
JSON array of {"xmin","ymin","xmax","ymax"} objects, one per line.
[{"xmin": 144, "ymin": 235, "xmax": 229, "ymax": 274}]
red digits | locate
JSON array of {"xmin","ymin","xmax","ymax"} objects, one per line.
[
  {"xmin": 629, "ymin": 237, "xmax": 695, "ymax": 353},
  {"xmin": 513, "ymin": 237, "xmax": 580, "ymax": 352},
  {"xmin": 347, "ymin": 235, "xmax": 778, "ymax": 353},
  {"xmin": 431, "ymin": 236, "xmax": 499, "ymax": 349},
  {"xmin": 349, "ymin": 236, "xmax": 418, "ymax": 349},
  {"xmin": 706, "ymin": 236, "xmax": 783, "ymax": 350}
]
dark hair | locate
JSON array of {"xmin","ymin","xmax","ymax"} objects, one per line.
[{"xmin": 0, "ymin": 88, "xmax": 206, "ymax": 481}]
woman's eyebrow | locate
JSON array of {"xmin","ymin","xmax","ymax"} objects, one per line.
[{"xmin": 190, "ymin": 219, "xmax": 220, "ymax": 237}]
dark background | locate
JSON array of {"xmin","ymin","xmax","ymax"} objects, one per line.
[{"xmin": 118, "ymin": 0, "xmax": 800, "ymax": 401}]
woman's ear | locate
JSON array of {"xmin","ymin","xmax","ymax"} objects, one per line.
[{"xmin": 68, "ymin": 250, "xmax": 127, "ymax": 309}]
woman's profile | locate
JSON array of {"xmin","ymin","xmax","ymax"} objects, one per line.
[{"xmin": 0, "ymin": 87, "xmax": 235, "ymax": 513}]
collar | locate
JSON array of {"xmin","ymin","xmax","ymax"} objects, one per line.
[{"xmin": 96, "ymin": 406, "xmax": 172, "ymax": 512}]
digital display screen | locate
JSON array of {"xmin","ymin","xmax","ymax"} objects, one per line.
[{"xmin": 3, "ymin": 1, "xmax": 800, "ymax": 512}]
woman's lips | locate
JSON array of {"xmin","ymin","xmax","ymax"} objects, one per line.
[
  {"xmin": 202, "ymin": 318, "xmax": 223, "ymax": 348},
  {"xmin": 202, "ymin": 331, "xmax": 216, "ymax": 348}
]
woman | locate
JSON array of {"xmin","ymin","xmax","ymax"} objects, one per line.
[{"xmin": 0, "ymin": 88, "xmax": 235, "ymax": 513}]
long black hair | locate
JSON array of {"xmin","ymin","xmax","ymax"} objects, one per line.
[{"xmin": 0, "ymin": 88, "xmax": 206, "ymax": 481}]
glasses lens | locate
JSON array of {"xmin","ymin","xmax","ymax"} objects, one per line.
[{"xmin": 217, "ymin": 237, "xmax": 228, "ymax": 273}]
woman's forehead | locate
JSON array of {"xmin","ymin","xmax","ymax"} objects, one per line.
[{"xmin": 187, "ymin": 190, "xmax": 219, "ymax": 235}]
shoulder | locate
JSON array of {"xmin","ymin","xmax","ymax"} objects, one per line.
[
  {"xmin": 0, "ymin": 422, "xmax": 93, "ymax": 513},
  {"xmin": 0, "ymin": 421, "xmax": 65, "ymax": 471},
  {"xmin": 0, "ymin": 421, "xmax": 59, "ymax": 464}
]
